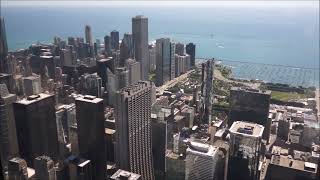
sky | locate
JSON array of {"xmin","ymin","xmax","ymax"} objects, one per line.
[{"xmin": 1, "ymin": 0, "xmax": 319, "ymax": 8}]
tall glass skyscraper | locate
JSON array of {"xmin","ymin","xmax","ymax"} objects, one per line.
[
  {"xmin": 200, "ymin": 59, "xmax": 215, "ymax": 124},
  {"xmin": 84, "ymin": 25, "xmax": 93, "ymax": 46},
  {"xmin": 110, "ymin": 30, "xmax": 120, "ymax": 51},
  {"xmin": 186, "ymin": 43, "xmax": 196, "ymax": 67},
  {"xmin": 132, "ymin": 16, "xmax": 149, "ymax": 80},
  {"xmin": 155, "ymin": 38, "xmax": 175, "ymax": 86},
  {"xmin": 0, "ymin": 17, "xmax": 8, "ymax": 72},
  {"xmin": 120, "ymin": 33, "xmax": 134, "ymax": 66}
]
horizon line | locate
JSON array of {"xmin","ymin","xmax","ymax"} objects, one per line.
[{"xmin": 1, "ymin": 1, "xmax": 319, "ymax": 8}]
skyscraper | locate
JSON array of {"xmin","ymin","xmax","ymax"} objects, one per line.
[
  {"xmin": 151, "ymin": 104, "xmax": 171, "ymax": 180},
  {"xmin": 175, "ymin": 43, "xmax": 184, "ymax": 56},
  {"xmin": 125, "ymin": 58, "xmax": 141, "ymax": 85},
  {"xmin": 85, "ymin": 25, "xmax": 93, "ymax": 46},
  {"xmin": 175, "ymin": 54, "xmax": 190, "ymax": 77},
  {"xmin": 34, "ymin": 156, "xmax": 55, "ymax": 180},
  {"xmin": 228, "ymin": 121, "xmax": 264, "ymax": 180},
  {"xmin": 200, "ymin": 59, "xmax": 215, "ymax": 124},
  {"xmin": 13, "ymin": 94, "xmax": 59, "ymax": 167},
  {"xmin": 148, "ymin": 45, "xmax": 156, "ymax": 72},
  {"xmin": 0, "ymin": 84, "xmax": 19, "ymax": 169},
  {"xmin": 115, "ymin": 81, "xmax": 155, "ymax": 180},
  {"xmin": 132, "ymin": 15, "xmax": 149, "ymax": 80},
  {"xmin": 0, "ymin": 17, "xmax": 8, "ymax": 72},
  {"xmin": 229, "ymin": 87, "xmax": 271, "ymax": 140},
  {"xmin": 97, "ymin": 57, "xmax": 115, "ymax": 88},
  {"xmin": 186, "ymin": 43, "xmax": 196, "ymax": 67},
  {"xmin": 115, "ymin": 67, "xmax": 129, "ymax": 89},
  {"xmin": 110, "ymin": 30, "xmax": 120, "ymax": 51},
  {"xmin": 0, "ymin": 156, "xmax": 3, "ymax": 180},
  {"xmin": 120, "ymin": 33, "xmax": 134, "ymax": 66},
  {"xmin": 95, "ymin": 39, "xmax": 101, "ymax": 54},
  {"xmin": 76, "ymin": 95, "xmax": 106, "ymax": 180},
  {"xmin": 85, "ymin": 25, "xmax": 94, "ymax": 58},
  {"xmin": 155, "ymin": 38, "xmax": 175, "ymax": 86},
  {"xmin": 79, "ymin": 73, "xmax": 103, "ymax": 98},
  {"xmin": 104, "ymin": 35, "xmax": 111, "ymax": 56},
  {"xmin": 185, "ymin": 141, "xmax": 221, "ymax": 180}
]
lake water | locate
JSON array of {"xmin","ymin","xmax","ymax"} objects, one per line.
[{"xmin": 2, "ymin": 5, "xmax": 319, "ymax": 87}]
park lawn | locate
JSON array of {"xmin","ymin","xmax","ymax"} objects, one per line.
[{"xmin": 271, "ymin": 91, "xmax": 308, "ymax": 102}]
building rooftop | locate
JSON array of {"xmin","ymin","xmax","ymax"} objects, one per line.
[
  {"xmin": 119, "ymin": 81, "xmax": 151, "ymax": 96},
  {"xmin": 166, "ymin": 150, "xmax": 185, "ymax": 160},
  {"xmin": 229, "ymin": 121, "xmax": 264, "ymax": 137},
  {"xmin": 105, "ymin": 128, "xmax": 116, "ymax": 135},
  {"xmin": 22, "ymin": 75, "xmax": 40, "ymax": 80},
  {"xmin": 78, "ymin": 160, "xmax": 90, "ymax": 168},
  {"xmin": 67, "ymin": 155, "xmax": 91, "ymax": 168},
  {"xmin": 110, "ymin": 169, "xmax": 141, "ymax": 180},
  {"xmin": 211, "ymin": 119, "xmax": 223, "ymax": 128},
  {"xmin": 174, "ymin": 115, "xmax": 185, "ymax": 122},
  {"xmin": 181, "ymin": 106, "xmax": 194, "ymax": 114},
  {"xmin": 272, "ymin": 146, "xmax": 289, "ymax": 156},
  {"xmin": 97, "ymin": 57, "xmax": 113, "ymax": 62},
  {"xmin": 27, "ymin": 167, "xmax": 35, "ymax": 178},
  {"xmin": 75, "ymin": 95, "xmax": 103, "ymax": 104},
  {"xmin": 212, "ymin": 139, "xmax": 230, "ymax": 151},
  {"xmin": 40, "ymin": 55, "xmax": 53, "ymax": 59},
  {"xmin": 17, "ymin": 93, "xmax": 53, "ymax": 105},
  {"xmin": 133, "ymin": 15, "xmax": 148, "ymax": 20},
  {"xmin": 187, "ymin": 141, "xmax": 218, "ymax": 157},
  {"xmin": 270, "ymin": 155, "xmax": 318, "ymax": 173}
]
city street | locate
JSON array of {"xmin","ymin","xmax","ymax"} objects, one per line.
[{"xmin": 156, "ymin": 69, "xmax": 195, "ymax": 94}]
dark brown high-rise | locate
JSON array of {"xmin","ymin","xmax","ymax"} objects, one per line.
[
  {"xmin": 76, "ymin": 95, "xmax": 106, "ymax": 180},
  {"xmin": 13, "ymin": 94, "xmax": 59, "ymax": 167},
  {"xmin": 132, "ymin": 15, "xmax": 149, "ymax": 80},
  {"xmin": 186, "ymin": 43, "xmax": 196, "ymax": 67}
]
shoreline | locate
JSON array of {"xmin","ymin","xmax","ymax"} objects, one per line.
[{"xmin": 196, "ymin": 58, "xmax": 319, "ymax": 88}]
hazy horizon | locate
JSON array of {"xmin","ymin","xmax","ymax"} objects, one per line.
[{"xmin": 1, "ymin": 0, "xmax": 319, "ymax": 8}]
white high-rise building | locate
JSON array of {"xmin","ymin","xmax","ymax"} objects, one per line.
[
  {"xmin": 115, "ymin": 81, "xmax": 155, "ymax": 180},
  {"xmin": 185, "ymin": 141, "xmax": 220, "ymax": 180},
  {"xmin": 85, "ymin": 25, "xmax": 93, "ymax": 46},
  {"xmin": 228, "ymin": 121, "xmax": 264, "ymax": 180}
]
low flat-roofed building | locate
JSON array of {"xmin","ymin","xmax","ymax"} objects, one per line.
[
  {"xmin": 110, "ymin": 169, "xmax": 141, "ymax": 180},
  {"xmin": 265, "ymin": 154, "xmax": 318, "ymax": 180}
]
